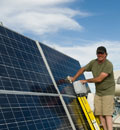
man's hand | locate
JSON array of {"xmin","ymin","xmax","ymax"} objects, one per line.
[
  {"xmin": 69, "ymin": 67, "xmax": 85, "ymax": 83},
  {"xmin": 79, "ymin": 80, "xmax": 87, "ymax": 84},
  {"xmin": 69, "ymin": 76, "xmax": 75, "ymax": 82}
]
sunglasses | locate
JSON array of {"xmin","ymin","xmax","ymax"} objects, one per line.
[{"xmin": 97, "ymin": 52, "xmax": 105, "ymax": 54}]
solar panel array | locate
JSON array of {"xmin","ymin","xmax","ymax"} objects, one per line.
[{"xmin": 0, "ymin": 25, "xmax": 90, "ymax": 130}]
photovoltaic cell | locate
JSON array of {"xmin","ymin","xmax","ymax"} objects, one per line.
[
  {"xmin": 0, "ymin": 26, "xmax": 57, "ymax": 93},
  {"xmin": 39, "ymin": 42, "xmax": 90, "ymax": 95},
  {"xmin": 0, "ymin": 94, "xmax": 72, "ymax": 130}
]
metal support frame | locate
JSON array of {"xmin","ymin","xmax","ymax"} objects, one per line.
[{"xmin": 36, "ymin": 41, "xmax": 76, "ymax": 130}]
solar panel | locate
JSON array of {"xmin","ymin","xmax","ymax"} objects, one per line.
[
  {"xmin": 0, "ymin": 25, "xmax": 90, "ymax": 130},
  {"xmin": 39, "ymin": 43, "xmax": 90, "ymax": 95},
  {"xmin": 0, "ymin": 25, "xmax": 74, "ymax": 130},
  {"xmin": 39, "ymin": 43, "xmax": 91, "ymax": 129},
  {"xmin": 0, "ymin": 25, "xmax": 57, "ymax": 93},
  {"xmin": 0, "ymin": 94, "xmax": 72, "ymax": 130},
  {"xmin": 63, "ymin": 96, "xmax": 90, "ymax": 130}
]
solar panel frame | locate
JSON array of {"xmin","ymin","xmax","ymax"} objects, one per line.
[
  {"xmin": 36, "ymin": 41, "xmax": 76, "ymax": 130},
  {"xmin": 38, "ymin": 42, "xmax": 91, "ymax": 129}
]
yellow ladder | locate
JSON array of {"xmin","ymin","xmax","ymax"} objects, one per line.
[{"xmin": 78, "ymin": 96, "xmax": 103, "ymax": 130}]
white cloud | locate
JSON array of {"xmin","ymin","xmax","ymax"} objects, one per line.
[
  {"xmin": 0, "ymin": 0, "xmax": 70, "ymax": 11},
  {"xmin": 0, "ymin": 0, "xmax": 90, "ymax": 35},
  {"xmin": 9, "ymin": 12, "xmax": 82, "ymax": 34},
  {"xmin": 1, "ymin": 0, "xmax": 75, "ymax": 7}
]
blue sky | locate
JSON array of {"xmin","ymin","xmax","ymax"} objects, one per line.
[{"xmin": 1, "ymin": 0, "xmax": 120, "ymax": 92}]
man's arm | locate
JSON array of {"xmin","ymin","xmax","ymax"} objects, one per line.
[
  {"xmin": 80, "ymin": 72, "xmax": 108, "ymax": 84},
  {"xmin": 70, "ymin": 67, "xmax": 85, "ymax": 82}
]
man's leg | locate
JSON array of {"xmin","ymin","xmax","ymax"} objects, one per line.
[
  {"xmin": 99, "ymin": 115, "xmax": 107, "ymax": 130},
  {"xmin": 102, "ymin": 96, "xmax": 114, "ymax": 130},
  {"xmin": 105, "ymin": 115, "xmax": 113, "ymax": 130}
]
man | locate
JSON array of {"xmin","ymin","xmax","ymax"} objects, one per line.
[{"xmin": 70, "ymin": 46, "xmax": 115, "ymax": 130}]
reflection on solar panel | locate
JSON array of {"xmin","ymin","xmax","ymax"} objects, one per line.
[
  {"xmin": 0, "ymin": 25, "xmax": 90, "ymax": 130},
  {"xmin": 63, "ymin": 96, "xmax": 91, "ymax": 130},
  {"xmin": 40, "ymin": 43, "xmax": 90, "ymax": 95}
]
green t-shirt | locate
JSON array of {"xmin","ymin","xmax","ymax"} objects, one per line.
[{"xmin": 84, "ymin": 59, "xmax": 115, "ymax": 96}]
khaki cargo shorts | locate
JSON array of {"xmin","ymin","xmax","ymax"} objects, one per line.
[{"xmin": 94, "ymin": 95, "xmax": 114, "ymax": 116}]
